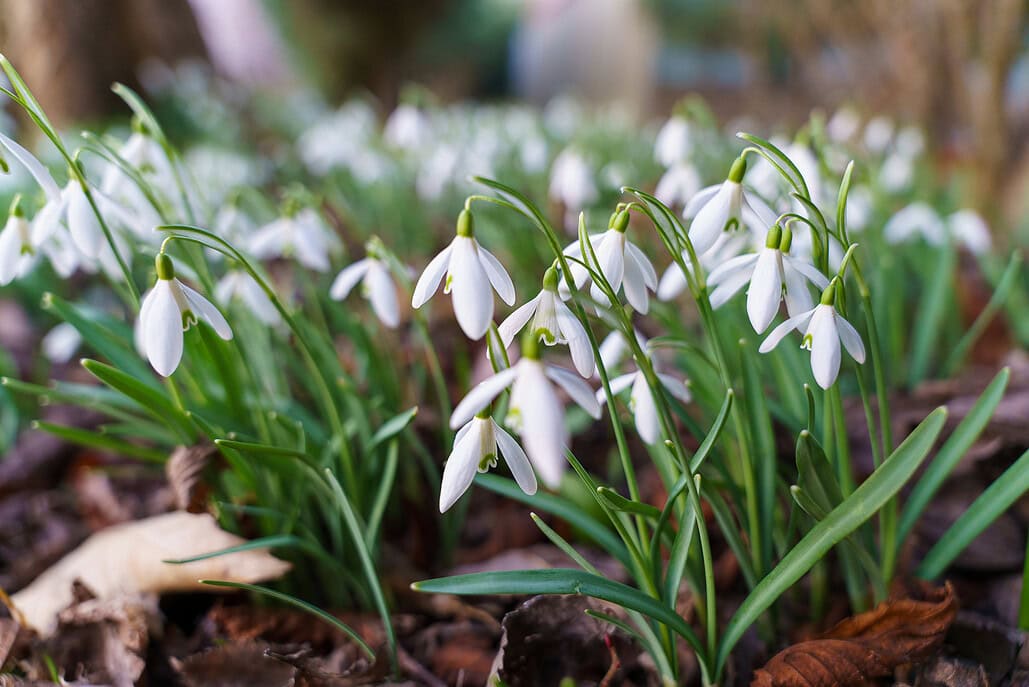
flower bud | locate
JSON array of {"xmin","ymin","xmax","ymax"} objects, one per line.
[
  {"xmin": 456, "ymin": 208, "xmax": 475, "ymax": 238},
  {"xmin": 727, "ymin": 156, "xmax": 747, "ymax": 183},
  {"xmin": 764, "ymin": 224, "xmax": 783, "ymax": 249},
  {"xmin": 155, "ymin": 252, "xmax": 175, "ymax": 281}
]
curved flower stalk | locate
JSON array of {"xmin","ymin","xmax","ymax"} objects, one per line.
[
  {"xmin": 249, "ymin": 207, "xmax": 337, "ymax": 272},
  {"xmin": 330, "ymin": 241, "xmax": 401, "ymax": 329},
  {"xmin": 411, "ymin": 209, "xmax": 515, "ymax": 340},
  {"xmin": 449, "ymin": 334, "xmax": 601, "ymax": 488},
  {"xmin": 137, "ymin": 253, "xmax": 232, "ymax": 377},
  {"xmin": 759, "ymin": 279, "xmax": 866, "ymax": 389},
  {"xmin": 497, "ymin": 265, "xmax": 594, "ymax": 377},
  {"xmin": 215, "ymin": 269, "xmax": 281, "ymax": 326},
  {"xmin": 707, "ymin": 224, "xmax": 830, "ymax": 333},
  {"xmin": 657, "ymin": 232, "xmax": 751, "ymax": 302},
  {"xmin": 560, "ymin": 209, "xmax": 658, "ymax": 314},
  {"xmin": 685, "ymin": 156, "xmax": 777, "ymax": 255},
  {"xmin": 439, "ymin": 411, "xmax": 536, "ymax": 512}
]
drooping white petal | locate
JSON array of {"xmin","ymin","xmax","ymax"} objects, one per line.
[
  {"xmin": 42, "ymin": 322, "xmax": 82, "ymax": 364},
  {"xmin": 439, "ymin": 422, "xmax": 483, "ymax": 512},
  {"xmin": 621, "ymin": 248, "xmax": 650, "ymax": 313},
  {"xmin": 449, "ymin": 236, "xmax": 493, "ymax": 339},
  {"xmin": 510, "ymin": 362, "xmax": 567, "ymax": 488},
  {"xmin": 658, "ymin": 373, "xmax": 692, "ymax": 404},
  {"xmin": 237, "ymin": 272, "xmax": 280, "ymax": 325},
  {"xmin": 759, "ymin": 307, "xmax": 817, "ymax": 354},
  {"xmin": 0, "ymin": 218, "xmax": 27, "ymax": 285},
  {"xmin": 595, "ymin": 230, "xmax": 625, "ymax": 293},
  {"xmin": 293, "ymin": 217, "xmax": 331, "ymax": 272},
  {"xmin": 682, "ymin": 184, "xmax": 720, "ymax": 219},
  {"xmin": 630, "ymin": 373, "xmax": 661, "ymax": 444},
  {"xmin": 248, "ymin": 219, "xmax": 290, "ymax": 259},
  {"xmin": 30, "ymin": 194, "xmax": 67, "ymax": 244},
  {"xmin": 498, "ymin": 295, "xmax": 540, "ymax": 348},
  {"xmin": 544, "ymin": 365, "xmax": 601, "ymax": 419},
  {"xmin": 624, "ymin": 241, "xmax": 658, "ymax": 289},
  {"xmin": 180, "ymin": 282, "xmax": 233, "ymax": 340},
  {"xmin": 494, "ymin": 421, "xmax": 537, "ymax": 496},
  {"xmin": 835, "ymin": 313, "xmax": 866, "ymax": 364},
  {"xmin": 784, "ymin": 256, "xmax": 830, "ymax": 290},
  {"xmin": 142, "ymin": 281, "xmax": 184, "ymax": 376},
  {"xmin": 657, "ymin": 263, "xmax": 688, "ymax": 301},
  {"xmin": 554, "ymin": 298, "xmax": 594, "ymax": 377},
  {"xmin": 689, "ymin": 182, "xmax": 735, "ymax": 255},
  {"xmin": 364, "ymin": 260, "xmax": 399, "ymax": 328},
  {"xmin": 808, "ymin": 306, "xmax": 841, "ymax": 389},
  {"xmin": 450, "ymin": 366, "xmax": 520, "ymax": 429},
  {"xmin": 0, "ymin": 131, "xmax": 61, "ymax": 200},
  {"xmin": 782, "ymin": 259, "xmax": 815, "ymax": 318},
  {"xmin": 477, "ymin": 245, "xmax": 516, "ymax": 305},
  {"xmin": 66, "ymin": 184, "xmax": 105, "ymax": 259},
  {"xmin": 742, "ymin": 194, "xmax": 777, "ymax": 232},
  {"xmin": 746, "ymin": 248, "xmax": 783, "ymax": 333},
  {"xmin": 708, "ymin": 263, "xmax": 754, "ymax": 309},
  {"xmin": 707, "ymin": 253, "xmax": 758, "ymax": 286},
  {"xmin": 605, "ymin": 372, "xmax": 638, "ymax": 399},
  {"xmin": 411, "ymin": 243, "xmax": 453, "ymax": 308},
  {"xmin": 329, "ymin": 259, "xmax": 370, "ymax": 300}
]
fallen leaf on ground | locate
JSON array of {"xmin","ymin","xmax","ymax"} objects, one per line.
[
  {"xmin": 752, "ymin": 582, "xmax": 957, "ymax": 687},
  {"xmin": 11, "ymin": 511, "xmax": 290, "ymax": 635}
]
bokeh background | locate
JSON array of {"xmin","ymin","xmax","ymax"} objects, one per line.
[{"xmin": 1, "ymin": 0, "xmax": 1027, "ymax": 235}]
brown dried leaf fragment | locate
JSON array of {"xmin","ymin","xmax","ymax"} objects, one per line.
[
  {"xmin": 752, "ymin": 583, "xmax": 958, "ymax": 687},
  {"xmin": 166, "ymin": 444, "xmax": 218, "ymax": 513}
]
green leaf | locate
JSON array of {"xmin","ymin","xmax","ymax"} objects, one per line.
[
  {"xmin": 662, "ymin": 475, "xmax": 701, "ymax": 604},
  {"xmin": 162, "ymin": 534, "xmax": 301, "ymax": 564},
  {"xmin": 907, "ymin": 243, "xmax": 956, "ymax": 386},
  {"xmin": 596, "ymin": 486, "xmax": 662, "ymax": 520},
  {"xmin": 214, "ymin": 438, "xmax": 308, "ymax": 459},
  {"xmin": 32, "ymin": 421, "xmax": 166, "ymax": 463},
  {"xmin": 200, "ymin": 580, "xmax": 373, "ymax": 659},
  {"xmin": 795, "ymin": 430, "xmax": 843, "ymax": 514},
  {"xmin": 736, "ymin": 132, "xmax": 809, "ymax": 198},
  {"xmin": 111, "ymin": 82, "xmax": 169, "ymax": 150},
  {"xmin": 81, "ymin": 359, "xmax": 193, "ymax": 441},
  {"xmin": 835, "ymin": 160, "xmax": 856, "ymax": 244},
  {"xmin": 898, "ymin": 367, "xmax": 1010, "ymax": 544},
  {"xmin": 715, "ymin": 407, "xmax": 947, "ymax": 678},
  {"xmin": 368, "ymin": 406, "xmax": 417, "ymax": 450},
  {"xmin": 917, "ymin": 448, "xmax": 1029, "ymax": 580},
  {"xmin": 476, "ymin": 473, "xmax": 630, "ymax": 567},
  {"xmin": 412, "ymin": 568, "xmax": 707, "ymax": 660}
]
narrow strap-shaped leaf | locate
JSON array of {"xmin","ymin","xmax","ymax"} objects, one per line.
[
  {"xmin": 214, "ymin": 438, "xmax": 308, "ymax": 459},
  {"xmin": 530, "ymin": 513, "xmax": 598, "ymax": 573},
  {"xmin": 368, "ymin": 406, "xmax": 417, "ymax": 450},
  {"xmin": 917, "ymin": 448, "xmax": 1029, "ymax": 580},
  {"xmin": 597, "ymin": 486, "xmax": 662, "ymax": 520},
  {"xmin": 662, "ymin": 475, "xmax": 700, "ymax": 605},
  {"xmin": 898, "ymin": 367, "xmax": 1010, "ymax": 545},
  {"xmin": 907, "ymin": 243, "xmax": 956, "ymax": 387},
  {"xmin": 81, "ymin": 359, "xmax": 194, "ymax": 441},
  {"xmin": 32, "ymin": 421, "xmax": 166, "ymax": 463},
  {"xmin": 737, "ymin": 132, "xmax": 809, "ymax": 198},
  {"xmin": 162, "ymin": 534, "xmax": 300, "ymax": 564},
  {"xmin": 715, "ymin": 407, "xmax": 947, "ymax": 678}
]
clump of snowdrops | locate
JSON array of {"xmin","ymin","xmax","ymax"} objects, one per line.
[{"xmin": 0, "ymin": 55, "xmax": 1024, "ymax": 685}]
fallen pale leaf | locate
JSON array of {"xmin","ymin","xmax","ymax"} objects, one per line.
[
  {"xmin": 751, "ymin": 582, "xmax": 957, "ymax": 687},
  {"xmin": 11, "ymin": 511, "xmax": 290, "ymax": 635}
]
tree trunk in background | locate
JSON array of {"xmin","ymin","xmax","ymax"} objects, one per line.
[{"xmin": 0, "ymin": 0, "xmax": 207, "ymax": 127}]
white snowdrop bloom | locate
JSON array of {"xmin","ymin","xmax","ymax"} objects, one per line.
[
  {"xmin": 654, "ymin": 162, "xmax": 702, "ymax": 209},
  {"xmin": 879, "ymin": 152, "xmax": 914, "ymax": 193},
  {"xmin": 42, "ymin": 322, "xmax": 82, "ymax": 364},
  {"xmin": 213, "ymin": 201, "xmax": 257, "ymax": 247},
  {"xmin": 449, "ymin": 337, "xmax": 601, "ymax": 488},
  {"xmin": 759, "ymin": 282, "xmax": 865, "ymax": 389},
  {"xmin": 498, "ymin": 265, "xmax": 595, "ymax": 377},
  {"xmin": 844, "ymin": 186, "xmax": 873, "ymax": 233},
  {"xmin": 138, "ymin": 253, "xmax": 232, "ymax": 377},
  {"xmin": 894, "ymin": 126, "xmax": 925, "ymax": 159},
  {"xmin": 330, "ymin": 251, "xmax": 400, "ymax": 329},
  {"xmin": 249, "ymin": 208, "xmax": 336, "ymax": 272},
  {"xmin": 0, "ymin": 202, "xmax": 37, "ymax": 285},
  {"xmin": 519, "ymin": 135, "xmax": 548, "ymax": 173},
  {"xmin": 411, "ymin": 209, "xmax": 515, "ymax": 340},
  {"xmin": 598, "ymin": 367, "xmax": 691, "ymax": 445},
  {"xmin": 657, "ymin": 233, "xmax": 751, "ymax": 302},
  {"xmin": 100, "ymin": 128, "xmax": 175, "ymax": 200},
  {"xmin": 384, "ymin": 104, "xmax": 430, "ymax": 151},
  {"xmin": 707, "ymin": 224, "xmax": 829, "ymax": 333},
  {"xmin": 439, "ymin": 413, "xmax": 536, "ymax": 513},
  {"xmin": 215, "ymin": 269, "xmax": 280, "ymax": 326},
  {"xmin": 654, "ymin": 115, "xmax": 692, "ymax": 166},
  {"xmin": 685, "ymin": 157, "xmax": 777, "ymax": 255},
  {"xmin": 416, "ymin": 145, "xmax": 459, "ymax": 201},
  {"xmin": 785, "ymin": 142, "xmax": 824, "ymax": 205},
  {"xmin": 883, "ymin": 203, "xmax": 945, "ymax": 247},
  {"xmin": 561, "ymin": 210, "xmax": 658, "ymax": 313},
  {"xmin": 863, "ymin": 116, "xmax": 894, "ymax": 154},
  {"xmin": 597, "ymin": 327, "xmax": 648, "ymax": 374},
  {"xmin": 827, "ymin": 107, "xmax": 861, "ymax": 143},
  {"xmin": 947, "ymin": 210, "xmax": 991, "ymax": 255},
  {"xmin": 549, "ymin": 148, "xmax": 598, "ymax": 212}
]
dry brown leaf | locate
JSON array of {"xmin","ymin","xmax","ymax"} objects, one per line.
[
  {"xmin": 11, "ymin": 512, "xmax": 290, "ymax": 635},
  {"xmin": 752, "ymin": 583, "xmax": 958, "ymax": 687},
  {"xmin": 166, "ymin": 445, "xmax": 217, "ymax": 513}
]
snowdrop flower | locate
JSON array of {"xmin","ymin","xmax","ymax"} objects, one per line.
[
  {"xmin": 759, "ymin": 280, "xmax": 865, "ymax": 389},
  {"xmin": 450, "ymin": 335, "xmax": 601, "ymax": 488},
  {"xmin": 330, "ymin": 242, "xmax": 400, "ymax": 328},
  {"xmin": 138, "ymin": 253, "xmax": 232, "ymax": 377},
  {"xmin": 827, "ymin": 107, "xmax": 861, "ymax": 143},
  {"xmin": 657, "ymin": 233, "xmax": 750, "ymax": 302},
  {"xmin": 654, "ymin": 115, "xmax": 692, "ymax": 166},
  {"xmin": 249, "ymin": 207, "xmax": 336, "ymax": 272},
  {"xmin": 0, "ymin": 199, "xmax": 36, "ymax": 285},
  {"xmin": 411, "ymin": 209, "xmax": 515, "ymax": 340},
  {"xmin": 384, "ymin": 104, "xmax": 430, "ymax": 151},
  {"xmin": 498, "ymin": 265, "xmax": 594, "ymax": 377},
  {"xmin": 100, "ymin": 125, "xmax": 175, "ymax": 199},
  {"xmin": 561, "ymin": 210, "xmax": 658, "ymax": 313},
  {"xmin": 707, "ymin": 224, "xmax": 829, "ymax": 333},
  {"xmin": 894, "ymin": 126, "xmax": 925, "ymax": 159},
  {"xmin": 685, "ymin": 157, "xmax": 777, "ymax": 255},
  {"xmin": 439, "ymin": 411, "xmax": 536, "ymax": 512},
  {"xmin": 883, "ymin": 203, "xmax": 945, "ymax": 247},
  {"xmin": 549, "ymin": 148, "xmax": 598, "ymax": 228},
  {"xmin": 42, "ymin": 322, "xmax": 82, "ymax": 364},
  {"xmin": 947, "ymin": 210, "xmax": 991, "ymax": 255},
  {"xmin": 597, "ymin": 327, "xmax": 648, "ymax": 374},
  {"xmin": 863, "ymin": 116, "xmax": 894, "ymax": 154},
  {"xmin": 878, "ymin": 152, "xmax": 914, "ymax": 193},
  {"xmin": 215, "ymin": 269, "xmax": 280, "ymax": 326},
  {"xmin": 654, "ymin": 162, "xmax": 702, "ymax": 210},
  {"xmin": 599, "ymin": 365, "xmax": 691, "ymax": 445}
]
